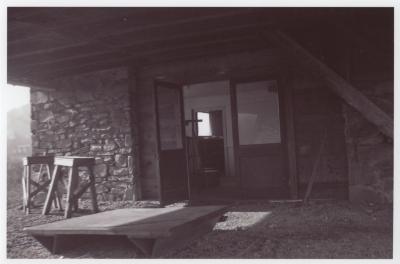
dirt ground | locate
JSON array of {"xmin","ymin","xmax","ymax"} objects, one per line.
[{"xmin": 7, "ymin": 193, "xmax": 393, "ymax": 259}]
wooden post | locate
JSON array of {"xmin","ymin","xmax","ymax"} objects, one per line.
[
  {"xmin": 65, "ymin": 166, "xmax": 78, "ymax": 218},
  {"xmin": 229, "ymin": 80, "xmax": 243, "ymax": 198},
  {"xmin": 26, "ymin": 166, "xmax": 31, "ymax": 214},
  {"xmin": 42, "ymin": 165, "xmax": 60, "ymax": 215},
  {"xmin": 21, "ymin": 166, "xmax": 27, "ymax": 212},
  {"xmin": 128, "ymin": 67, "xmax": 142, "ymax": 201},
  {"xmin": 87, "ymin": 165, "xmax": 99, "ymax": 213},
  {"xmin": 47, "ymin": 164, "xmax": 62, "ymax": 210},
  {"xmin": 266, "ymin": 30, "xmax": 393, "ymax": 138},
  {"xmin": 282, "ymin": 74, "xmax": 298, "ymax": 199},
  {"xmin": 303, "ymin": 129, "xmax": 328, "ymax": 204}
]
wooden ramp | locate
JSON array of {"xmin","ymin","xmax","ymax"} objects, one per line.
[{"xmin": 24, "ymin": 205, "xmax": 227, "ymax": 257}]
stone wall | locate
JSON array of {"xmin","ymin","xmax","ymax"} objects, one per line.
[
  {"xmin": 30, "ymin": 68, "xmax": 138, "ymax": 201},
  {"xmin": 343, "ymin": 80, "xmax": 393, "ymax": 204}
]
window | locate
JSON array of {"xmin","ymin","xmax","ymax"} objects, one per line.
[
  {"xmin": 236, "ymin": 80, "xmax": 281, "ymax": 145},
  {"xmin": 197, "ymin": 112, "xmax": 211, "ymax": 136}
]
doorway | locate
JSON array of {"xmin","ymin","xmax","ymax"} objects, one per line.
[
  {"xmin": 156, "ymin": 78, "xmax": 290, "ymax": 203},
  {"xmin": 183, "ymin": 81, "xmax": 239, "ymax": 200},
  {"xmin": 194, "ymin": 110, "xmax": 225, "ymax": 187}
]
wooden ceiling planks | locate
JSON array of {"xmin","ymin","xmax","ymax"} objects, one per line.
[
  {"xmin": 7, "ymin": 7, "xmax": 393, "ymax": 85},
  {"xmin": 9, "ymin": 23, "xmax": 269, "ymax": 70},
  {"xmin": 18, "ymin": 35, "xmax": 269, "ymax": 82},
  {"xmin": 8, "ymin": 8, "xmax": 272, "ymax": 82},
  {"xmin": 8, "ymin": 8, "xmax": 255, "ymax": 58}
]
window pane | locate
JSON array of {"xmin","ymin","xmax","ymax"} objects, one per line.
[
  {"xmin": 236, "ymin": 80, "xmax": 281, "ymax": 145},
  {"xmin": 157, "ymin": 86, "xmax": 183, "ymax": 150},
  {"xmin": 197, "ymin": 112, "xmax": 211, "ymax": 136}
]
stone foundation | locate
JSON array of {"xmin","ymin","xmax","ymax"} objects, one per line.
[{"xmin": 30, "ymin": 68, "xmax": 138, "ymax": 201}]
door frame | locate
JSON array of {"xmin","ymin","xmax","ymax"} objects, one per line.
[
  {"xmin": 229, "ymin": 74, "xmax": 297, "ymax": 197},
  {"xmin": 154, "ymin": 80, "xmax": 191, "ymax": 206}
]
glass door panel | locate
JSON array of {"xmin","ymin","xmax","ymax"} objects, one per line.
[{"xmin": 236, "ymin": 80, "xmax": 281, "ymax": 145}]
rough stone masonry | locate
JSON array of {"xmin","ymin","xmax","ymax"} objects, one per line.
[{"xmin": 30, "ymin": 68, "xmax": 137, "ymax": 202}]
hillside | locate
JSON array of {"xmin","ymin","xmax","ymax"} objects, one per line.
[
  {"xmin": 7, "ymin": 104, "xmax": 31, "ymax": 143},
  {"xmin": 7, "ymin": 104, "xmax": 32, "ymax": 205}
]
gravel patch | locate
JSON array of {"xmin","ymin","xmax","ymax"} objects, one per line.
[{"xmin": 7, "ymin": 198, "xmax": 393, "ymax": 259}]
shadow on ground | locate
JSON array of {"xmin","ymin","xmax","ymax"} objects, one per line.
[{"xmin": 7, "ymin": 199, "xmax": 393, "ymax": 258}]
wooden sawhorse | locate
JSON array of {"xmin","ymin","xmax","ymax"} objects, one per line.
[
  {"xmin": 22, "ymin": 156, "xmax": 62, "ymax": 214},
  {"xmin": 42, "ymin": 156, "xmax": 99, "ymax": 218}
]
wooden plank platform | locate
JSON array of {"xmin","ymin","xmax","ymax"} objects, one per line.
[{"xmin": 24, "ymin": 205, "xmax": 227, "ymax": 257}]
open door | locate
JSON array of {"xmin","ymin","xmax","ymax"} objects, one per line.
[
  {"xmin": 231, "ymin": 78, "xmax": 289, "ymax": 198},
  {"xmin": 155, "ymin": 81, "xmax": 189, "ymax": 205}
]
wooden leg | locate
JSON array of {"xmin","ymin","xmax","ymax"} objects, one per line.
[
  {"xmin": 46, "ymin": 164, "xmax": 53, "ymax": 181},
  {"xmin": 88, "ymin": 166, "xmax": 99, "ymax": 213},
  {"xmin": 32, "ymin": 234, "xmax": 85, "ymax": 254},
  {"xmin": 21, "ymin": 166, "xmax": 27, "ymax": 212},
  {"xmin": 127, "ymin": 237, "xmax": 156, "ymax": 256},
  {"xmin": 42, "ymin": 165, "xmax": 60, "ymax": 215},
  {"xmin": 65, "ymin": 167, "xmax": 78, "ymax": 218},
  {"xmin": 30, "ymin": 180, "xmax": 51, "ymax": 197},
  {"xmin": 32, "ymin": 235, "xmax": 54, "ymax": 253},
  {"xmin": 47, "ymin": 165, "xmax": 57, "ymax": 209},
  {"xmin": 54, "ymin": 187, "xmax": 63, "ymax": 212},
  {"xmin": 145, "ymin": 213, "xmax": 222, "ymax": 257},
  {"xmin": 47, "ymin": 164, "xmax": 63, "ymax": 210},
  {"xmin": 72, "ymin": 169, "xmax": 79, "ymax": 212},
  {"xmin": 38, "ymin": 164, "xmax": 44, "ymax": 181},
  {"xmin": 26, "ymin": 165, "xmax": 31, "ymax": 214}
]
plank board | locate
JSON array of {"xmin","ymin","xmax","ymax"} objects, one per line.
[
  {"xmin": 24, "ymin": 205, "xmax": 227, "ymax": 238},
  {"xmin": 266, "ymin": 30, "xmax": 393, "ymax": 138}
]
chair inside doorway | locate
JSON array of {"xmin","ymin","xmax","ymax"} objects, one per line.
[
  {"xmin": 193, "ymin": 110, "xmax": 225, "ymax": 190},
  {"xmin": 184, "ymin": 81, "xmax": 239, "ymax": 201}
]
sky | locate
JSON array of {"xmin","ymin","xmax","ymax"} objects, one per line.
[{"xmin": 2, "ymin": 84, "xmax": 30, "ymax": 112}]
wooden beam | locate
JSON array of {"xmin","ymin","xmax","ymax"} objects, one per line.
[
  {"xmin": 335, "ymin": 22, "xmax": 392, "ymax": 57},
  {"xmin": 31, "ymin": 44, "xmax": 268, "ymax": 85},
  {"xmin": 128, "ymin": 67, "xmax": 142, "ymax": 201},
  {"xmin": 142, "ymin": 39, "xmax": 269, "ymax": 67},
  {"xmin": 10, "ymin": 58, "xmax": 135, "ymax": 84},
  {"xmin": 8, "ymin": 9, "xmax": 256, "ymax": 58},
  {"xmin": 16, "ymin": 35, "xmax": 263, "ymax": 81},
  {"xmin": 266, "ymin": 30, "xmax": 393, "ymax": 138},
  {"xmin": 282, "ymin": 71, "xmax": 298, "ymax": 199},
  {"xmin": 9, "ymin": 23, "xmax": 269, "ymax": 69},
  {"xmin": 8, "ymin": 8, "xmax": 140, "ymax": 42},
  {"xmin": 8, "ymin": 8, "xmax": 51, "ymax": 22},
  {"xmin": 8, "ymin": 8, "xmax": 233, "ymax": 40}
]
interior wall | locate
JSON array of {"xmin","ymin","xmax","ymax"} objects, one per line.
[{"xmin": 183, "ymin": 81, "xmax": 235, "ymax": 180}]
